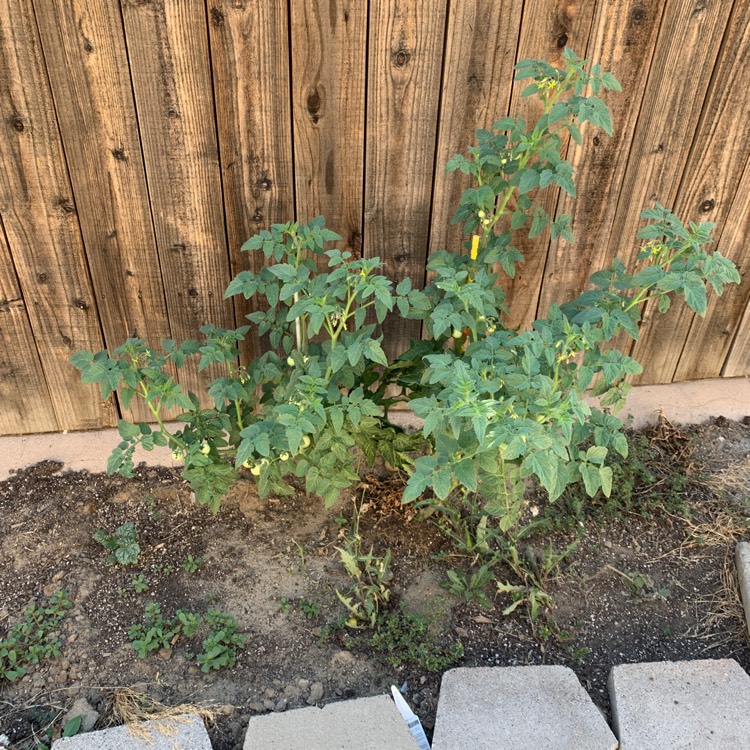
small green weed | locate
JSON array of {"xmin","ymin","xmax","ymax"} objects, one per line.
[
  {"xmin": 128, "ymin": 604, "xmax": 201, "ymax": 659},
  {"xmin": 335, "ymin": 503, "xmax": 392, "ymax": 628},
  {"xmin": 196, "ymin": 610, "xmax": 246, "ymax": 673},
  {"xmin": 130, "ymin": 574, "xmax": 149, "ymax": 593},
  {"xmin": 277, "ymin": 597, "xmax": 293, "ymax": 614},
  {"xmin": 608, "ymin": 565, "xmax": 671, "ymax": 601},
  {"xmin": 129, "ymin": 604, "xmax": 244, "ymax": 671},
  {"xmin": 443, "ymin": 564, "xmax": 494, "ymax": 609},
  {"xmin": 360, "ymin": 607, "xmax": 463, "ymax": 672},
  {"xmin": 0, "ymin": 590, "xmax": 72, "ymax": 682},
  {"xmin": 299, "ymin": 599, "xmax": 321, "ymax": 620},
  {"xmin": 93, "ymin": 522, "xmax": 140, "ymax": 566},
  {"xmin": 182, "ymin": 555, "xmax": 202, "ymax": 574},
  {"xmin": 152, "ymin": 562, "xmax": 176, "ymax": 576}
]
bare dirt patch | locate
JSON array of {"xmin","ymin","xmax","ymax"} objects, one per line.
[{"xmin": 1, "ymin": 417, "xmax": 749, "ymax": 749}]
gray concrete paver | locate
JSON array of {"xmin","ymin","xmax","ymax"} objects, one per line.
[
  {"xmin": 242, "ymin": 695, "xmax": 418, "ymax": 749},
  {"xmin": 51, "ymin": 713, "xmax": 211, "ymax": 750},
  {"xmin": 431, "ymin": 666, "xmax": 617, "ymax": 750},
  {"xmin": 736, "ymin": 542, "xmax": 750, "ymax": 631},
  {"xmin": 609, "ymin": 659, "xmax": 750, "ymax": 749}
]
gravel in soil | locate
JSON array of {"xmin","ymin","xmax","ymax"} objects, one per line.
[{"xmin": 0, "ymin": 417, "xmax": 749, "ymax": 749}]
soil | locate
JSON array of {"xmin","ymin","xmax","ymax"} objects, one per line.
[{"xmin": 1, "ymin": 416, "xmax": 749, "ymax": 749}]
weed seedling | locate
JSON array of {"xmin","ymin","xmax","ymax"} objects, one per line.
[
  {"xmin": 277, "ymin": 597, "xmax": 293, "ymax": 614},
  {"xmin": 182, "ymin": 555, "xmax": 202, "ymax": 574},
  {"xmin": 335, "ymin": 503, "xmax": 392, "ymax": 628},
  {"xmin": 93, "ymin": 522, "xmax": 140, "ymax": 566},
  {"xmin": 0, "ymin": 590, "xmax": 72, "ymax": 682},
  {"xmin": 196, "ymin": 610, "xmax": 246, "ymax": 673},
  {"xmin": 443, "ymin": 564, "xmax": 494, "ymax": 609},
  {"xmin": 299, "ymin": 599, "xmax": 321, "ymax": 620},
  {"xmin": 130, "ymin": 574, "xmax": 150, "ymax": 593}
]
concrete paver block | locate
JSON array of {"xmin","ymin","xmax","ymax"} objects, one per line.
[
  {"xmin": 736, "ymin": 542, "xmax": 750, "ymax": 633},
  {"xmin": 242, "ymin": 695, "xmax": 418, "ymax": 749},
  {"xmin": 431, "ymin": 666, "xmax": 617, "ymax": 750},
  {"xmin": 609, "ymin": 659, "xmax": 750, "ymax": 749},
  {"xmin": 52, "ymin": 714, "xmax": 211, "ymax": 749}
]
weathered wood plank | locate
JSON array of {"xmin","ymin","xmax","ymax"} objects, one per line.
[
  {"xmin": 696, "ymin": 155, "xmax": 750, "ymax": 379},
  {"xmin": 537, "ymin": 0, "xmax": 666, "ymax": 317},
  {"xmin": 427, "ymin": 0, "xmax": 523, "ymax": 258},
  {"xmin": 365, "ymin": 0, "xmax": 447, "ymax": 356},
  {"xmin": 290, "ymin": 0, "xmax": 367, "ymax": 253},
  {"xmin": 0, "ymin": 0, "xmax": 114, "ymax": 431},
  {"xmin": 121, "ymin": 0, "xmax": 234, "ymax": 395},
  {"xmin": 208, "ymin": 0, "xmax": 295, "ymax": 363},
  {"xmin": 34, "ymin": 0, "xmax": 172, "ymax": 423},
  {"xmin": 0, "ymin": 223, "xmax": 58, "ymax": 434},
  {"xmin": 601, "ymin": 0, "xmax": 733, "ymax": 381},
  {"xmin": 633, "ymin": 0, "xmax": 750, "ymax": 382},
  {"xmin": 500, "ymin": 0, "xmax": 598, "ymax": 331}
]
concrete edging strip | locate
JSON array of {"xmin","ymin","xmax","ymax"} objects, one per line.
[
  {"xmin": 609, "ymin": 659, "xmax": 750, "ymax": 749},
  {"xmin": 431, "ymin": 665, "xmax": 617, "ymax": 750},
  {"xmin": 51, "ymin": 713, "xmax": 211, "ymax": 749}
]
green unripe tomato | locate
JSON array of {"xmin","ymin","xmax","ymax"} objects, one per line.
[
  {"xmin": 301, "ymin": 435, "xmax": 311, "ymax": 449},
  {"xmin": 199, "ymin": 441, "xmax": 210, "ymax": 455},
  {"xmin": 242, "ymin": 459, "xmax": 253, "ymax": 469},
  {"xmin": 452, "ymin": 329, "xmax": 463, "ymax": 339},
  {"xmin": 279, "ymin": 452, "xmax": 290, "ymax": 462},
  {"xmin": 171, "ymin": 449, "xmax": 184, "ymax": 461},
  {"xmin": 286, "ymin": 356, "xmax": 295, "ymax": 367},
  {"xmin": 250, "ymin": 464, "xmax": 262, "ymax": 477},
  {"xmin": 478, "ymin": 210, "xmax": 486, "ymax": 219}
]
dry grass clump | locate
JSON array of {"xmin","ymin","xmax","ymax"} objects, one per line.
[
  {"xmin": 107, "ymin": 686, "xmax": 219, "ymax": 740},
  {"xmin": 688, "ymin": 551, "xmax": 747, "ymax": 648}
]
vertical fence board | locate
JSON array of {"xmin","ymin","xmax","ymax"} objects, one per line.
[
  {"xmin": 606, "ymin": 0, "xmax": 732, "ymax": 265},
  {"xmin": 695, "ymin": 155, "xmax": 750, "ymax": 379},
  {"xmin": 633, "ymin": 0, "xmax": 750, "ymax": 382},
  {"xmin": 0, "ymin": 224, "xmax": 57, "ymax": 434},
  {"xmin": 121, "ymin": 0, "xmax": 234, "ymax": 394},
  {"xmin": 537, "ymin": 0, "xmax": 665, "ymax": 317},
  {"xmin": 427, "ymin": 0, "xmax": 523, "ymax": 258},
  {"xmin": 290, "ymin": 0, "xmax": 367, "ymax": 254},
  {"xmin": 500, "ymin": 0, "xmax": 598, "ymax": 331},
  {"xmin": 365, "ymin": 0, "xmax": 447, "ymax": 356},
  {"xmin": 601, "ymin": 0, "xmax": 733, "ymax": 381},
  {"xmin": 0, "ymin": 0, "xmax": 114, "ymax": 430},
  {"xmin": 208, "ymin": 0, "xmax": 295, "ymax": 362},
  {"xmin": 34, "ymin": 0, "xmax": 172, "ymax": 424}
]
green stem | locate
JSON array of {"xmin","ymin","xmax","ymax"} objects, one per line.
[{"xmin": 138, "ymin": 382, "xmax": 186, "ymax": 451}]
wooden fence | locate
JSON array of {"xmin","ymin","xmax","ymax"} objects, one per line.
[{"xmin": 1, "ymin": 0, "xmax": 750, "ymax": 435}]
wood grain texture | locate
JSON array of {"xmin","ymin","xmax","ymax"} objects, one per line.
[
  {"xmin": 606, "ymin": 0, "xmax": 732, "ymax": 264},
  {"xmin": 499, "ymin": 0, "xmax": 598, "ymax": 330},
  {"xmin": 696, "ymin": 155, "xmax": 750, "ymax": 379},
  {"xmin": 427, "ymin": 0, "xmax": 523, "ymax": 258},
  {"xmin": 365, "ymin": 0, "xmax": 447, "ymax": 356},
  {"xmin": 537, "ymin": 0, "xmax": 665, "ymax": 317},
  {"xmin": 34, "ymin": 0, "xmax": 171, "ymax": 423},
  {"xmin": 290, "ymin": 0, "xmax": 366, "ymax": 252},
  {"xmin": 121, "ymin": 0, "xmax": 234, "ymax": 394},
  {"xmin": 208, "ymin": 0, "xmax": 295, "ymax": 362},
  {"xmin": 600, "ymin": 0, "xmax": 732, "ymax": 381},
  {"xmin": 0, "ymin": 222, "xmax": 57, "ymax": 434},
  {"xmin": 633, "ymin": 0, "xmax": 750, "ymax": 382},
  {"xmin": 0, "ymin": 0, "xmax": 114, "ymax": 430}
]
